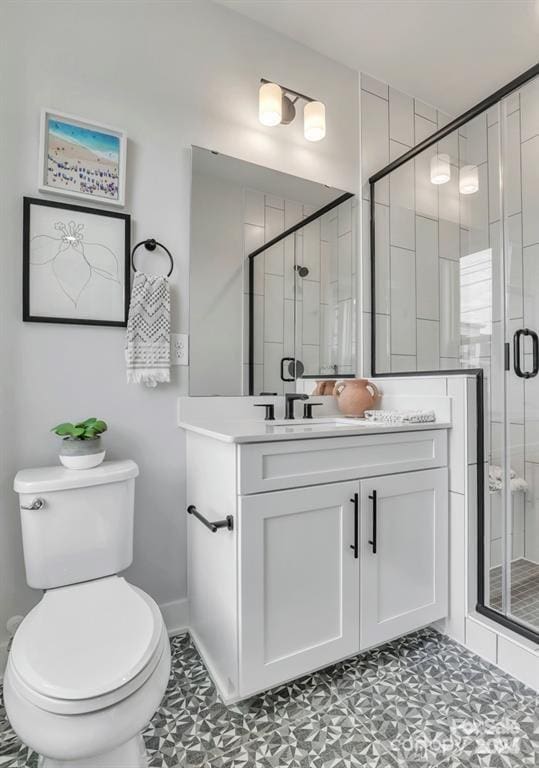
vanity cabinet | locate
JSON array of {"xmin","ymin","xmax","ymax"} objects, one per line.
[
  {"xmin": 359, "ymin": 469, "xmax": 448, "ymax": 648},
  {"xmin": 239, "ymin": 481, "xmax": 360, "ymax": 693},
  {"xmin": 185, "ymin": 427, "xmax": 449, "ymax": 703}
]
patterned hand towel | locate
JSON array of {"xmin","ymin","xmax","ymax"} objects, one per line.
[
  {"xmin": 126, "ymin": 272, "xmax": 170, "ymax": 387},
  {"xmin": 364, "ymin": 409, "xmax": 436, "ymax": 424}
]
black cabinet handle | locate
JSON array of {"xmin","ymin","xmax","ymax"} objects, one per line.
[
  {"xmin": 187, "ymin": 505, "xmax": 233, "ymax": 532},
  {"xmin": 350, "ymin": 493, "xmax": 359, "ymax": 559},
  {"xmin": 513, "ymin": 328, "xmax": 539, "ymax": 378},
  {"xmin": 368, "ymin": 490, "xmax": 377, "ymax": 554}
]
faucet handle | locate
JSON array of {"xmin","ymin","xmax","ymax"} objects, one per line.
[
  {"xmin": 303, "ymin": 402, "xmax": 323, "ymax": 419},
  {"xmin": 254, "ymin": 403, "xmax": 275, "ymax": 421}
]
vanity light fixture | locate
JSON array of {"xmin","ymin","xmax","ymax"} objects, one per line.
[
  {"xmin": 259, "ymin": 82, "xmax": 283, "ymax": 126},
  {"xmin": 259, "ymin": 79, "xmax": 326, "ymax": 141},
  {"xmin": 304, "ymin": 100, "xmax": 326, "ymax": 142},
  {"xmin": 430, "ymin": 153, "xmax": 451, "ymax": 185},
  {"xmin": 459, "ymin": 164, "xmax": 479, "ymax": 194}
]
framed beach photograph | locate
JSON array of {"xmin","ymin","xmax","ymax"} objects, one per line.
[
  {"xmin": 38, "ymin": 109, "xmax": 127, "ymax": 206},
  {"xmin": 23, "ymin": 197, "xmax": 131, "ymax": 327}
]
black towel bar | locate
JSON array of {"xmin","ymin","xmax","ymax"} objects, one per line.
[{"xmin": 186, "ymin": 505, "xmax": 233, "ymax": 532}]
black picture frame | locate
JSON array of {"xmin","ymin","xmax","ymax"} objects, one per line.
[{"xmin": 23, "ymin": 196, "xmax": 131, "ymax": 327}]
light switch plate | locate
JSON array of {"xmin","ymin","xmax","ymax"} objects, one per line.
[{"xmin": 171, "ymin": 333, "xmax": 189, "ymax": 365}]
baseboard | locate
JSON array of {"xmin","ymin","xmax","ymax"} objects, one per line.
[
  {"xmin": 159, "ymin": 597, "xmax": 189, "ymax": 637},
  {"xmin": 437, "ymin": 614, "xmax": 539, "ymax": 692}
]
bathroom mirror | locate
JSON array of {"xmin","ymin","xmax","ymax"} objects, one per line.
[{"xmin": 189, "ymin": 147, "xmax": 357, "ymax": 396}]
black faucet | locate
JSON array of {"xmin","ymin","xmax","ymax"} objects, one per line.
[{"xmin": 284, "ymin": 393, "xmax": 309, "ymax": 420}]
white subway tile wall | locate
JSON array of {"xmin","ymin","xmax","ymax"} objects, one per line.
[{"xmin": 361, "ymin": 74, "xmax": 461, "ymax": 377}]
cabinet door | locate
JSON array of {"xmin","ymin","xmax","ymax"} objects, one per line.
[
  {"xmin": 239, "ymin": 482, "xmax": 359, "ymax": 696},
  {"xmin": 360, "ymin": 468, "xmax": 448, "ymax": 649}
]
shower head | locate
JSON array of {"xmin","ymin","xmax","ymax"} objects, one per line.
[{"xmin": 294, "ymin": 265, "xmax": 309, "ymax": 278}]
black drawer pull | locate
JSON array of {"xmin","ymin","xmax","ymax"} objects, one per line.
[
  {"xmin": 187, "ymin": 505, "xmax": 233, "ymax": 532},
  {"xmin": 350, "ymin": 493, "xmax": 359, "ymax": 559},
  {"xmin": 368, "ymin": 490, "xmax": 377, "ymax": 554}
]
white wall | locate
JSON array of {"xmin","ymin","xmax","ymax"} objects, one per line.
[{"xmin": 0, "ymin": 0, "xmax": 358, "ymax": 643}]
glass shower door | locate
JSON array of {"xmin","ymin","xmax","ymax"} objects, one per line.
[{"xmin": 500, "ymin": 79, "xmax": 539, "ymax": 634}]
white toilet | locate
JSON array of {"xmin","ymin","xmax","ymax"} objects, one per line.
[{"xmin": 4, "ymin": 460, "xmax": 171, "ymax": 768}]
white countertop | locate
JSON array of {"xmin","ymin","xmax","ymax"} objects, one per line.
[{"xmin": 178, "ymin": 416, "xmax": 451, "ymax": 444}]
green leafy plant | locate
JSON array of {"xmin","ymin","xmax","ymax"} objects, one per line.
[{"xmin": 51, "ymin": 417, "xmax": 108, "ymax": 441}]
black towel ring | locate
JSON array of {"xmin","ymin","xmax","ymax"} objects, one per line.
[{"xmin": 131, "ymin": 238, "xmax": 174, "ymax": 277}]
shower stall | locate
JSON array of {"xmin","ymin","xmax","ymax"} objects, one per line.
[{"xmin": 369, "ymin": 64, "xmax": 539, "ymax": 643}]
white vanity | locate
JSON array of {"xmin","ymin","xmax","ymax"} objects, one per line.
[
  {"xmin": 185, "ymin": 149, "xmax": 452, "ymax": 702},
  {"xmin": 180, "ymin": 400, "xmax": 450, "ymax": 703}
]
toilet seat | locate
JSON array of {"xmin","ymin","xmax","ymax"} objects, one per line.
[{"xmin": 10, "ymin": 576, "xmax": 165, "ymax": 715}]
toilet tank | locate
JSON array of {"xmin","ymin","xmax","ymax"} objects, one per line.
[{"xmin": 13, "ymin": 460, "xmax": 139, "ymax": 589}]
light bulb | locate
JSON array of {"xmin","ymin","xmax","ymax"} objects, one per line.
[
  {"xmin": 304, "ymin": 101, "xmax": 326, "ymax": 141},
  {"xmin": 430, "ymin": 153, "xmax": 451, "ymax": 185},
  {"xmin": 459, "ymin": 164, "xmax": 479, "ymax": 194},
  {"xmin": 259, "ymin": 82, "xmax": 282, "ymax": 127}
]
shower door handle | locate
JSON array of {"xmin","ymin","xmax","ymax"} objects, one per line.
[
  {"xmin": 280, "ymin": 357, "xmax": 295, "ymax": 382},
  {"xmin": 513, "ymin": 328, "xmax": 539, "ymax": 378},
  {"xmin": 513, "ymin": 329, "xmax": 525, "ymax": 377},
  {"xmin": 532, "ymin": 330, "xmax": 539, "ymax": 377},
  {"xmin": 280, "ymin": 357, "xmax": 305, "ymax": 382}
]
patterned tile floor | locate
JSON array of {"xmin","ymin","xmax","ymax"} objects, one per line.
[
  {"xmin": 0, "ymin": 628, "xmax": 537, "ymax": 767},
  {"xmin": 490, "ymin": 558, "xmax": 539, "ymax": 631}
]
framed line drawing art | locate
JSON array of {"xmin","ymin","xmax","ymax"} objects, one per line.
[
  {"xmin": 23, "ymin": 197, "xmax": 131, "ymax": 327},
  {"xmin": 38, "ymin": 109, "xmax": 127, "ymax": 206}
]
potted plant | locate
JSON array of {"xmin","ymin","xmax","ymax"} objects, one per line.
[{"xmin": 52, "ymin": 418, "xmax": 108, "ymax": 469}]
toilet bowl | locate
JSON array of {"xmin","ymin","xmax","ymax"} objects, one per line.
[
  {"xmin": 4, "ymin": 576, "xmax": 170, "ymax": 768},
  {"xmin": 7, "ymin": 461, "xmax": 171, "ymax": 768}
]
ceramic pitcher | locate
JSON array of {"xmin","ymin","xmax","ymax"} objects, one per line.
[{"xmin": 333, "ymin": 378, "xmax": 380, "ymax": 417}]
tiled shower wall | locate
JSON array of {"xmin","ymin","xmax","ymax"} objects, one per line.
[
  {"xmin": 245, "ymin": 191, "xmax": 355, "ymax": 395},
  {"xmin": 359, "ymin": 72, "xmax": 459, "ymax": 376}
]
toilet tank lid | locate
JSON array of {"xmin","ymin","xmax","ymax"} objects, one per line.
[{"xmin": 14, "ymin": 460, "xmax": 139, "ymax": 494}]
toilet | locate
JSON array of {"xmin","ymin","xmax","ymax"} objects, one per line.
[{"xmin": 4, "ymin": 460, "xmax": 171, "ymax": 768}]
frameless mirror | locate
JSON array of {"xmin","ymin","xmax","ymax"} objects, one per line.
[{"xmin": 189, "ymin": 147, "xmax": 357, "ymax": 395}]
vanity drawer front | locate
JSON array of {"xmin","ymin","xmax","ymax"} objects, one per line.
[{"xmin": 237, "ymin": 430, "xmax": 447, "ymax": 494}]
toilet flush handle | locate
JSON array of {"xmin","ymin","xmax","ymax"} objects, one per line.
[{"xmin": 20, "ymin": 497, "xmax": 45, "ymax": 511}]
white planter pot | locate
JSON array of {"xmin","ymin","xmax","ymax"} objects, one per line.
[{"xmin": 58, "ymin": 437, "xmax": 106, "ymax": 470}]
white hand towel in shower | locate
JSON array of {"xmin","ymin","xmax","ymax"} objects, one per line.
[{"xmin": 125, "ymin": 272, "xmax": 170, "ymax": 387}]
